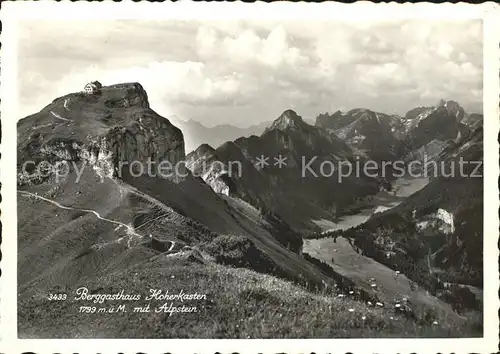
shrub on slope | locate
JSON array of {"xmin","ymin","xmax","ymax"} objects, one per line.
[{"xmin": 202, "ymin": 234, "xmax": 278, "ymax": 274}]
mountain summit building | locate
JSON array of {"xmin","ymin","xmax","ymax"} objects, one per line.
[{"xmin": 83, "ymin": 81, "xmax": 102, "ymax": 94}]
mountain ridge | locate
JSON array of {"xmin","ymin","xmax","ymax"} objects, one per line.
[{"xmin": 314, "ymin": 100, "xmax": 479, "ymax": 164}]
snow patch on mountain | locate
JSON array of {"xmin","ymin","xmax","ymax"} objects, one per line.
[
  {"xmin": 404, "ymin": 107, "xmax": 438, "ymax": 133},
  {"xmin": 415, "ymin": 208, "xmax": 455, "ymax": 235}
]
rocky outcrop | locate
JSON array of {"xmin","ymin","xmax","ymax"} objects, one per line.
[
  {"xmin": 17, "ymin": 82, "xmax": 185, "ymax": 185},
  {"xmin": 415, "ymin": 208, "xmax": 455, "ymax": 235},
  {"xmin": 461, "ymin": 113, "xmax": 483, "ymax": 130},
  {"xmin": 316, "ymin": 110, "xmax": 349, "ymax": 130},
  {"xmin": 265, "ymin": 109, "xmax": 309, "ymax": 132},
  {"xmin": 185, "ymin": 144, "xmax": 236, "ymax": 196}
]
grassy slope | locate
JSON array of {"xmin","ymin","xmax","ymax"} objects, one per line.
[
  {"xmin": 18, "ymin": 255, "xmax": 472, "ymax": 339},
  {"xmin": 18, "ymin": 166, "xmax": 337, "ymax": 293},
  {"xmin": 303, "ymin": 237, "xmax": 463, "ymax": 325},
  {"xmin": 119, "ymin": 169, "xmax": 337, "ymax": 290},
  {"xmin": 18, "ymin": 167, "xmax": 183, "ymax": 292},
  {"xmin": 18, "ymin": 167, "xmax": 477, "ymax": 338}
]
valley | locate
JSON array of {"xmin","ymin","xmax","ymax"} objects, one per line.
[
  {"xmin": 312, "ymin": 177, "xmax": 430, "ymax": 233},
  {"xmin": 302, "ymin": 176, "xmax": 468, "ymax": 326}
]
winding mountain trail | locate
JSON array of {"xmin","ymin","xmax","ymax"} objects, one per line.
[
  {"xmin": 31, "ymin": 123, "xmax": 54, "ymax": 130},
  {"xmin": 18, "ymin": 190, "xmax": 142, "ymax": 246},
  {"xmin": 19, "ymin": 188, "xmax": 179, "ymax": 252},
  {"xmin": 50, "ymin": 110, "xmax": 72, "ymax": 122}
]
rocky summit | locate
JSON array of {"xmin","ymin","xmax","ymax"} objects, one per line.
[{"xmin": 18, "ymin": 82, "xmax": 186, "ymax": 183}]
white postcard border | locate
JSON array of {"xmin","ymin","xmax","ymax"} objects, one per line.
[{"xmin": 0, "ymin": 1, "xmax": 498, "ymax": 353}]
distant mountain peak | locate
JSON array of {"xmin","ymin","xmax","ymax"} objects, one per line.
[
  {"xmin": 404, "ymin": 100, "xmax": 465, "ymax": 123},
  {"xmin": 436, "ymin": 98, "xmax": 460, "ymax": 107},
  {"xmin": 194, "ymin": 143, "xmax": 216, "ymax": 155},
  {"xmin": 441, "ymin": 100, "xmax": 465, "ymax": 120},
  {"xmin": 267, "ymin": 109, "xmax": 306, "ymax": 132},
  {"xmin": 281, "ymin": 109, "xmax": 300, "ymax": 117}
]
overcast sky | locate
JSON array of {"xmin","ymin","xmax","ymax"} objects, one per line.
[{"xmin": 19, "ymin": 19, "xmax": 482, "ymax": 127}]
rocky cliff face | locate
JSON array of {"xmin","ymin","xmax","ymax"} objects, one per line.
[
  {"xmin": 17, "ymin": 82, "xmax": 185, "ymax": 184},
  {"xmin": 185, "ymin": 143, "xmax": 236, "ymax": 196},
  {"xmin": 315, "ymin": 108, "xmax": 404, "ymax": 162},
  {"xmin": 402, "ymin": 139, "xmax": 449, "ymax": 175},
  {"xmin": 402, "ymin": 102, "xmax": 467, "ymax": 152},
  {"xmin": 394, "ymin": 100, "xmax": 475, "ymax": 170}
]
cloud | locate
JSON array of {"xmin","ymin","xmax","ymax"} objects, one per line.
[
  {"xmin": 437, "ymin": 42, "xmax": 455, "ymax": 59},
  {"xmin": 18, "ymin": 19, "xmax": 483, "ymax": 126},
  {"xmin": 196, "ymin": 26, "xmax": 218, "ymax": 58},
  {"xmin": 20, "ymin": 60, "xmax": 258, "ymax": 120},
  {"xmin": 200, "ymin": 24, "xmax": 310, "ymax": 69}
]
